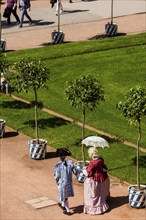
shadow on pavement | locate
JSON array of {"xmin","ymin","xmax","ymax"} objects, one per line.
[
  {"xmin": 71, "ymin": 205, "xmax": 84, "ymax": 214},
  {"xmin": 107, "ymin": 196, "xmax": 129, "ymax": 211},
  {"xmin": 4, "ymin": 131, "xmax": 19, "ymax": 138},
  {"xmin": 70, "ymin": 196, "xmax": 128, "ymax": 214},
  {"xmin": 63, "ymin": 9, "xmax": 89, "ymax": 14},
  {"xmin": 45, "ymin": 151, "xmax": 56, "ymax": 159}
]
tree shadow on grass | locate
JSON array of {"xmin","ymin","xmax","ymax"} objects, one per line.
[
  {"xmin": 89, "ymin": 33, "xmax": 127, "ymax": 40},
  {"xmin": 23, "ymin": 117, "xmax": 71, "ymax": 129},
  {"xmin": 0, "ymin": 100, "xmax": 31, "ymax": 109},
  {"xmin": 132, "ymin": 155, "xmax": 146, "ymax": 168}
]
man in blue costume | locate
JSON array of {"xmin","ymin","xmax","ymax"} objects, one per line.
[{"xmin": 54, "ymin": 148, "xmax": 77, "ymax": 215}]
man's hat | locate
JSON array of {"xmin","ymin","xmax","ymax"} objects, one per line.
[{"xmin": 55, "ymin": 148, "xmax": 71, "ymax": 157}]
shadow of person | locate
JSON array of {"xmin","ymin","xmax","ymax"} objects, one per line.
[
  {"xmin": 70, "ymin": 196, "xmax": 128, "ymax": 214},
  {"xmin": 71, "ymin": 205, "xmax": 84, "ymax": 214},
  {"xmin": 107, "ymin": 196, "xmax": 129, "ymax": 211}
]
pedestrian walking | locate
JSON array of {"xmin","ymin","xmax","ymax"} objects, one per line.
[
  {"xmin": 54, "ymin": 148, "xmax": 77, "ymax": 215},
  {"xmin": 19, "ymin": 0, "xmax": 33, "ymax": 28},
  {"xmin": 83, "ymin": 147, "xmax": 110, "ymax": 215},
  {"xmin": 6, "ymin": 0, "xmax": 20, "ymax": 25},
  {"xmin": 55, "ymin": 0, "xmax": 63, "ymax": 15},
  {"xmin": 1, "ymin": 72, "xmax": 9, "ymax": 94}
]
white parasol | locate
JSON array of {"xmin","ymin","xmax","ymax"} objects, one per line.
[{"xmin": 81, "ymin": 136, "xmax": 109, "ymax": 148}]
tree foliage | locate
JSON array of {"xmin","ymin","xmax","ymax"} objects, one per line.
[
  {"xmin": 12, "ymin": 58, "xmax": 49, "ymax": 94},
  {"xmin": 0, "ymin": 52, "xmax": 9, "ymax": 73},
  {"xmin": 117, "ymin": 87, "xmax": 146, "ymax": 125},
  {"xmin": 65, "ymin": 75, "xmax": 105, "ymax": 111}
]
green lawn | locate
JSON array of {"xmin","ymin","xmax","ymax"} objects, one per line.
[{"xmin": 1, "ymin": 32, "xmax": 146, "ymax": 184}]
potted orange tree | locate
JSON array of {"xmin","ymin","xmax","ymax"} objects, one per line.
[
  {"xmin": 10, "ymin": 57, "xmax": 50, "ymax": 159},
  {"xmin": 117, "ymin": 86, "xmax": 146, "ymax": 208}
]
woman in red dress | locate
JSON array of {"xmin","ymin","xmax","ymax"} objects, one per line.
[{"xmin": 84, "ymin": 147, "xmax": 110, "ymax": 215}]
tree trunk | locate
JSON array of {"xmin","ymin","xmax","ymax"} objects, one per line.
[
  {"xmin": 137, "ymin": 120, "xmax": 141, "ymax": 190},
  {"xmin": 82, "ymin": 107, "xmax": 85, "ymax": 165},
  {"xmin": 111, "ymin": 0, "xmax": 113, "ymax": 24},
  {"xmin": 34, "ymin": 89, "xmax": 39, "ymax": 143},
  {"xmin": 57, "ymin": 0, "xmax": 60, "ymax": 32},
  {"xmin": 0, "ymin": 0, "xmax": 2, "ymax": 42}
]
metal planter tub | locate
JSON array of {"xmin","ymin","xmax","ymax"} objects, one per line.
[
  {"xmin": 0, "ymin": 39, "xmax": 6, "ymax": 52},
  {"xmin": 128, "ymin": 185, "xmax": 146, "ymax": 208},
  {"xmin": 28, "ymin": 139, "xmax": 47, "ymax": 160},
  {"xmin": 51, "ymin": 31, "xmax": 65, "ymax": 44},
  {"xmin": 0, "ymin": 119, "xmax": 6, "ymax": 138},
  {"xmin": 105, "ymin": 23, "xmax": 118, "ymax": 37},
  {"xmin": 74, "ymin": 161, "xmax": 89, "ymax": 183}
]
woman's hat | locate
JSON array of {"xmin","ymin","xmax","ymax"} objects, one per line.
[{"xmin": 55, "ymin": 148, "xmax": 71, "ymax": 157}]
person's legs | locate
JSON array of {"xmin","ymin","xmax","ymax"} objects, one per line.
[
  {"xmin": 25, "ymin": 10, "xmax": 33, "ymax": 24},
  {"xmin": 12, "ymin": 7, "xmax": 20, "ymax": 23},
  {"xmin": 0, "ymin": 82, "xmax": 4, "ymax": 92},
  {"xmin": 19, "ymin": 7, "xmax": 26, "ymax": 27},
  {"xmin": 0, "ymin": 82, "xmax": 8, "ymax": 94},
  {"xmin": 7, "ymin": 8, "xmax": 12, "ymax": 25},
  {"xmin": 59, "ymin": 1, "xmax": 63, "ymax": 12},
  {"xmin": 55, "ymin": 0, "xmax": 63, "ymax": 14},
  {"xmin": 5, "ymin": 83, "xmax": 8, "ymax": 94},
  {"xmin": 64, "ymin": 198, "xmax": 70, "ymax": 213}
]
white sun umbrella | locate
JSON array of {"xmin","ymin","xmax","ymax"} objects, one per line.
[{"xmin": 81, "ymin": 136, "xmax": 109, "ymax": 148}]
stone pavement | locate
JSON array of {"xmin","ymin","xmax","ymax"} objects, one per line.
[
  {"xmin": 1, "ymin": 0, "xmax": 146, "ymax": 50},
  {"xmin": 1, "ymin": 126, "xmax": 146, "ymax": 220}
]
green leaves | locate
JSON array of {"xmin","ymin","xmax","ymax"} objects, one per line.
[
  {"xmin": 117, "ymin": 86, "xmax": 146, "ymax": 125},
  {"xmin": 65, "ymin": 75, "xmax": 105, "ymax": 111},
  {"xmin": 11, "ymin": 57, "xmax": 50, "ymax": 94},
  {"xmin": 0, "ymin": 52, "xmax": 9, "ymax": 73}
]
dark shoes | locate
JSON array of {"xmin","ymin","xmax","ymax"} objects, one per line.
[
  {"xmin": 58, "ymin": 203, "xmax": 71, "ymax": 215},
  {"xmin": 58, "ymin": 203, "xmax": 66, "ymax": 211},
  {"xmin": 29, "ymin": 21, "xmax": 34, "ymax": 25},
  {"xmin": 69, "ymin": 0, "xmax": 73, "ymax": 2},
  {"xmin": 63, "ymin": 210, "xmax": 71, "ymax": 215}
]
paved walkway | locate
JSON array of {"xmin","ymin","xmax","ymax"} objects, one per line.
[
  {"xmin": 1, "ymin": 126, "xmax": 146, "ymax": 220},
  {"xmin": 1, "ymin": 0, "xmax": 146, "ymax": 50}
]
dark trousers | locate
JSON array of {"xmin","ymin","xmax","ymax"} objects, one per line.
[{"xmin": 7, "ymin": 7, "xmax": 20, "ymax": 24}]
